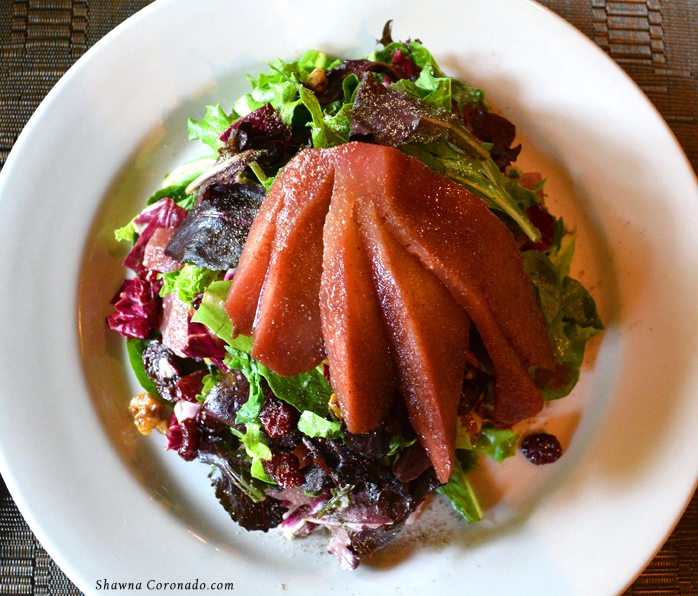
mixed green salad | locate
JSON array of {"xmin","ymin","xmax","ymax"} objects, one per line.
[{"xmin": 108, "ymin": 23, "xmax": 603, "ymax": 569}]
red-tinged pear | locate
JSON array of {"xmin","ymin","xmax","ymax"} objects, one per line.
[
  {"xmin": 320, "ymin": 146, "xmax": 396, "ymax": 434},
  {"xmin": 225, "ymin": 186, "xmax": 283, "ymax": 337},
  {"xmin": 357, "ymin": 198, "xmax": 470, "ymax": 484},
  {"xmin": 251, "ymin": 149, "xmax": 335, "ymax": 376}
]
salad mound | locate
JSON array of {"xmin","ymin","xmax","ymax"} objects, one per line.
[{"xmin": 109, "ymin": 23, "xmax": 603, "ymax": 570}]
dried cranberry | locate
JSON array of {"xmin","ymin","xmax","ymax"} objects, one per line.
[
  {"xmin": 263, "ymin": 452, "xmax": 304, "ymax": 489},
  {"xmin": 177, "ymin": 417, "xmax": 200, "ymax": 461},
  {"xmin": 521, "ymin": 433, "xmax": 562, "ymax": 465},
  {"xmin": 259, "ymin": 394, "xmax": 297, "ymax": 438},
  {"xmin": 176, "ymin": 370, "xmax": 207, "ymax": 402},
  {"xmin": 196, "ymin": 407, "xmax": 226, "ymax": 433},
  {"xmin": 142, "ymin": 339, "xmax": 203, "ymax": 402}
]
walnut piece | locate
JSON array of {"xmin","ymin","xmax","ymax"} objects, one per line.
[{"xmin": 129, "ymin": 393, "xmax": 170, "ymax": 435}]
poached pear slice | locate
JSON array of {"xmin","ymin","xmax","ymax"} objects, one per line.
[
  {"xmin": 251, "ymin": 149, "xmax": 335, "ymax": 376},
  {"xmin": 357, "ymin": 197, "xmax": 470, "ymax": 484},
  {"xmin": 225, "ymin": 184, "xmax": 283, "ymax": 337},
  {"xmin": 320, "ymin": 146, "xmax": 396, "ymax": 434}
]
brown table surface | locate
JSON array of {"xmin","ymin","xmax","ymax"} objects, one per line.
[{"xmin": 0, "ymin": 1, "xmax": 696, "ymax": 594}]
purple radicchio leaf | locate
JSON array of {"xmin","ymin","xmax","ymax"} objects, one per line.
[
  {"xmin": 107, "ymin": 276, "xmax": 160, "ymax": 339},
  {"xmin": 327, "ymin": 527, "xmax": 360, "ymax": 571},
  {"xmin": 160, "ymin": 292, "xmax": 227, "ymax": 363},
  {"xmin": 164, "ymin": 183, "xmax": 265, "ymax": 270},
  {"xmin": 123, "ymin": 198, "xmax": 187, "ymax": 275},
  {"xmin": 181, "ymin": 320, "xmax": 227, "ymax": 362},
  {"xmin": 165, "ymin": 416, "xmax": 182, "ymax": 451}
]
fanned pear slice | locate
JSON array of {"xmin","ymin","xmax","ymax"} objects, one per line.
[
  {"xmin": 251, "ymin": 149, "xmax": 335, "ymax": 376},
  {"xmin": 320, "ymin": 146, "xmax": 396, "ymax": 433},
  {"xmin": 225, "ymin": 182, "xmax": 284, "ymax": 337},
  {"xmin": 357, "ymin": 198, "xmax": 470, "ymax": 484},
  {"xmin": 359, "ymin": 143, "xmax": 554, "ymax": 426}
]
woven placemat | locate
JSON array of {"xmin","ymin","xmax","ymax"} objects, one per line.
[{"xmin": 0, "ymin": 1, "xmax": 696, "ymax": 594}]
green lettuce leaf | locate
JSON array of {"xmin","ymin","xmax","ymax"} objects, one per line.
[
  {"xmin": 456, "ymin": 422, "xmax": 519, "ymax": 463},
  {"xmin": 231, "ymin": 422, "xmax": 274, "ymax": 483},
  {"xmin": 223, "ymin": 348, "xmax": 266, "ymax": 425},
  {"xmin": 370, "ymin": 40, "xmax": 485, "ymax": 110},
  {"xmin": 145, "ymin": 184, "xmax": 196, "ymax": 210},
  {"xmin": 159, "ymin": 264, "xmax": 220, "ymax": 308},
  {"xmin": 297, "ymin": 411, "xmax": 343, "ymax": 439},
  {"xmin": 196, "ymin": 369, "xmax": 221, "ymax": 403},
  {"xmin": 198, "ymin": 283, "xmax": 332, "ymax": 418},
  {"xmin": 190, "ymin": 280, "xmax": 252, "ymax": 352},
  {"xmin": 235, "ymin": 51, "xmax": 335, "ymax": 127},
  {"xmin": 114, "ymin": 220, "xmax": 137, "ymax": 244},
  {"xmin": 523, "ymin": 250, "xmax": 604, "ymax": 400},
  {"xmin": 298, "ymin": 86, "xmax": 349, "ymax": 148},
  {"xmin": 188, "ymin": 104, "xmax": 235, "ymax": 151},
  {"xmin": 476, "ymin": 425, "xmax": 518, "ymax": 462}
]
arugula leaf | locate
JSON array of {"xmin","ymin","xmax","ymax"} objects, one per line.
[
  {"xmin": 451, "ymin": 78, "xmax": 486, "ymax": 111},
  {"xmin": 188, "ymin": 104, "xmax": 235, "ymax": 151},
  {"xmin": 297, "ymin": 411, "xmax": 342, "ymax": 439},
  {"xmin": 436, "ymin": 460, "xmax": 483, "ymax": 522},
  {"xmin": 506, "ymin": 179, "xmax": 542, "ymax": 211},
  {"xmin": 159, "ymin": 264, "xmax": 220, "ymax": 308}
]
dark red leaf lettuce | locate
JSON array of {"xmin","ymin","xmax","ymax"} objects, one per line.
[{"xmin": 164, "ymin": 183, "xmax": 265, "ymax": 270}]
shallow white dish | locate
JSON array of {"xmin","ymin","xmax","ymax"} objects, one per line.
[{"xmin": 1, "ymin": 0, "xmax": 697, "ymax": 594}]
